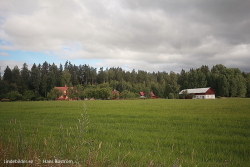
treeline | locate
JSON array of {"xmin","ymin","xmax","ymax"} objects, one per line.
[{"xmin": 0, "ymin": 61, "xmax": 250, "ymax": 100}]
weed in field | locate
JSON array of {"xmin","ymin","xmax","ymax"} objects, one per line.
[{"xmin": 0, "ymin": 102, "xmax": 93, "ymax": 166}]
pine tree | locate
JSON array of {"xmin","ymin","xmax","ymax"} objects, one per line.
[
  {"xmin": 47, "ymin": 70, "xmax": 56, "ymax": 92},
  {"xmin": 61, "ymin": 69, "xmax": 72, "ymax": 87},
  {"xmin": 21, "ymin": 63, "xmax": 30, "ymax": 91},
  {"xmin": 245, "ymin": 73, "xmax": 250, "ymax": 97},
  {"xmin": 30, "ymin": 64, "xmax": 41, "ymax": 97},
  {"xmin": 3, "ymin": 66, "xmax": 12, "ymax": 83},
  {"xmin": 11, "ymin": 66, "xmax": 21, "ymax": 92},
  {"xmin": 40, "ymin": 74, "xmax": 48, "ymax": 97},
  {"xmin": 56, "ymin": 64, "xmax": 63, "ymax": 86}
]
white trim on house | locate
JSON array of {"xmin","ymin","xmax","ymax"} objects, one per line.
[{"xmin": 193, "ymin": 94, "xmax": 215, "ymax": 99}]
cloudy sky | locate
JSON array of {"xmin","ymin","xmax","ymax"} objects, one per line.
[{"xmin": 0, "ymin": 0, "xmax": 250, "ymax": 74}]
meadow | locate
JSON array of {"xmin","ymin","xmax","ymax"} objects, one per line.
[{"xmin": 0, "ymin": 99, "xmax": 250, "ymax": 166}]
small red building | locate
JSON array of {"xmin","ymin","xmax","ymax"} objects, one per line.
[
  {"xmin": 111, "ymin": 89, "xmax": 120, "ymax": 99},
  {"xmin": 150, "ymin": 92, "xmax": 158, "ymax": 99},
  {"xmin": 139, "ymin": 92, "xmax": 145, "ymax": 97},
  {"xmin": 54, "ymin": 85, "xmax": 74, "ymax": 100},
  {"xmin": 139, "ymin": 92, "xmax": 158, "ymax": 98}
]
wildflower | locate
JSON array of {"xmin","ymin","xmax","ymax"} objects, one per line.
[{"xmin": 44, "ymin": 138, "xmax": 47, "ymax": 146}]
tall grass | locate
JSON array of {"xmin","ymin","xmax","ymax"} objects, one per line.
[
  {"xmin": 0, "ymin": 103, "xmax": 94, "ymax": 166},
  {"xmin": 0, "ymin": 99, "xmax": 250, "ymax": 166}
]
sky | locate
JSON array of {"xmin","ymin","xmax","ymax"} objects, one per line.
[{"xmin": 1, "ymin": 0, "xmax": 250, "ymax": 75}]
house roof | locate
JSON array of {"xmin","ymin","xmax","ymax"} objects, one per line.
[
  {"xmin": 55, "ymin": 87, "xmax": 68, "ymax": 91},
  {"xmin": 55, "ymin": 87, "xmax": 74, "ymax": 91},
  {"xmin": 139, "ymin": 92, "xmax": 144, "ymax": 96},
  {"xmin": 150, "ymin": 92, "xmax": 156, "ymax": 97},
  {"xmin": 179, "ymin": 87, "xmax": 213, "ymax": 94},
  {"xmin": 111, "ymin": 89, "xmax": 119, "ymax": 94}
]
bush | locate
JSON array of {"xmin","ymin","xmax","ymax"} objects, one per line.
[
  {"xmin": 82, "ymin": 87, "xmax": 111, "ymax": 99},
  {"xmin": 36, "ymin": 97, "xmax": 44, "ymax": 101},
  {"xmin": 6, "ymin": 91, "xmax": 22, "ymax": 101},
  {"xmin": 22, "ymin": 90, "xmax": 34, "ymax": 100},
  {"xmin": 120, "ymin": 90, "xmax": 138, "ymax": 99},
  {"xmin": 47, "ymin": 88, "xmax": 63, "ymax": 100},
  {"xmin": 82, "ymin": 88, "xmax": 96, "ymax": 99},
  {"xmin": 98, "ymin": 88, "xmax": 111, "ymax": 99},
  {"xmin": 168, "ymin": 93, "xmax": 174, "ymax": 99}
]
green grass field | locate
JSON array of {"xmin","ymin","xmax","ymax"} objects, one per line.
[{"xmin": 0, "ymin": 99, "xmax": 250, "ymax": 166}]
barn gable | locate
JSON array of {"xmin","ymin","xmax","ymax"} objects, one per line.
[
  {"xmin": 139, "ymin": 92, "xmax": 158, "ymax": 98},
  {"xmin": 139, "ymin": 92, "xmax": 145, "ymax": 96}
]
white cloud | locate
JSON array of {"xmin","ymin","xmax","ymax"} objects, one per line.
[
  {"xmin": 0, "ymin": 52, "xmax": 8, "ymax": 56},
  {"xmin": 0, "ymin": 60, "xmax": 25, "ymax": 75}
]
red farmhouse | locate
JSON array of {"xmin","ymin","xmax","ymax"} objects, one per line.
[
  {"xmin": 139, "ymin": 92, "xmax": 158, "ymax": 98},
  {"xmin": 179, "ymin": 87, "xmax": 215, "ymax": 99},
  {"xmin": 54, "ymin": 85, "xmax": 74, "ymax": 100}
]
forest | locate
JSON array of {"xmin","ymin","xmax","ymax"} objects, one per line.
[{"xmin": 0, "ymin": 61, "xmax": 250, "ymax": 100}]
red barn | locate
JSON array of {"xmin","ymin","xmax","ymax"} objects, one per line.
[
  {"xmin": 139, "ymin": 92, "xmax": 145, "ymax": 97},
  {"xmin": 54, "ymin": 85, "xmax": 74, "ymax": 100},
  {"xmin": 139, "ymin": 92, "xmax": 158, "ymax": 98},
  {"xmin": 150, "ymin": 92, "xmax": 158, "ymax": 99},
  {"xmin": 179, "ymin": 87, "xmax": 215, "ymax": 99},
  {"xmin": 111, "ymin": 89, "xmax": 120, "ymax": 99}
]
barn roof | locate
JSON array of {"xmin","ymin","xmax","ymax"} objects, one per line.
[
  {"xmin": 55, "ymin": 87, "xmax": 68, "ymax": 91},
  {"xmin": 139, "ymin": 92, "xmax": 144, "ymax": 96},
  {"xmin": 54, "ymin": 86, "xmax": 74, "ymax": 91},
  {"xmin": 111, "ymin": 89, "xmax": 119, "ymax": 94},
  {"xmin": 179, "ymin": 87, "xmax": 213, "ymax": 94},
  {"xmin": 150, "ymin": 92, "xmax": 156, "ymax": 97}
]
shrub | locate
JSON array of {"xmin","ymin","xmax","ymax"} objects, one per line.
[
  {"xmin": 120, "ymin": 90, "xmax": 138, "ymax": 99},
  {"xmin": 82, "ymin": 87, "xmax": 111, "ymax": 99},
  {"xmin": 6, "ymin": 91, "xmax": 22, "ymax": 101},
  {"xmin": 98, "ymin": 88, "xmax": 111, "ymax": 99},
  {"xmin": 47, "ymin": 88, "xmax": 63, "ymax": 100},
  {"xmin": 168, "ymin": 93, "xmax": 174, "ymax": 99},
  {"xmin": 36, "ymin": 97, "xmax": 44, "ymax": 101},
  {"xmin": 22, "ymin": 90, "xmax": 34, "ymax": 100}
]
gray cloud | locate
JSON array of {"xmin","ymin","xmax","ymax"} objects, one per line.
[{"xmin": 0, "ymin": 0, "xmax": 250, "ymax": 72}]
